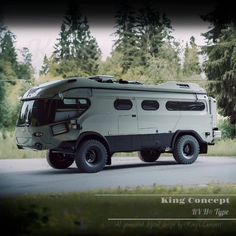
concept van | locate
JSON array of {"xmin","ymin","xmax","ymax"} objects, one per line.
[{"xmin": 16, "ymin": 77, "xmax": 221, "ymax": 172}]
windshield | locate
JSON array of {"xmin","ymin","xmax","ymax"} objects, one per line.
[
  {"xmin": 17, "ymin": 98, "xmax": 90, "ymax": 127},
  {"xmin": 18, "ymin": 100, "xmax": 35, "ymax": 126}
]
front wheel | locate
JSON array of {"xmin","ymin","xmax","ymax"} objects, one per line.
[
  {"xmin": 173, "ymin": 135, "xmax": 200, "ymax": 164},
  {"xmin": 75, "ymin": 140, "xmax": 108, "ymax": 173},
  {"xmin": 138, "ymin": 150, "xmax": 161, "ymax": 162},
  {"xmin": 46, "ymin": 150, "xmax": 74, "ymax": 169}
]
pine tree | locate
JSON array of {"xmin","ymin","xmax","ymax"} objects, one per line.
[
  {"xmin": 0, "ymin": 29, "xmax": 18, "ymax": 71},
  {"xmin": 113, "ymin": 1, "xmax": 173, "ymax": 72},
  {"xmin": 183, "ymin": 36, "xmax": 201, "ymax": 76},
  {"xmin": 202, "ymin": 2, "xmax": 236, "ymax": 125},
  {"xmin": 114, "ymin": 2, "xmax": 139, "ymax": 72},
  {"xmin": 0, "ymin": 25, "xmax": 18, "ymax": 84},
  {"xmin": 53, "ymin": 2, "xmax": 101, "ymax": 77},
  {"xmin": 204, "ymin": 27, "xmax": 236, "ymax": 123},
  {"xmin": 137, "ymin": 4, "xmax": 172, "ymax": 60},
  {"xmin": 17, "ymin": 47, "xmax": 33, "ymax": 80},
  {"xmin": 40, "ymin": 55, "xmax": 50, "ymax": 76}
]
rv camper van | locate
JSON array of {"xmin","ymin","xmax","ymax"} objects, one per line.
[{"xmin": 16, "ymin": 76, "xmax": 221, "ymax": 173}]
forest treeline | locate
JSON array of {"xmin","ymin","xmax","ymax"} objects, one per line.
[{"xmin": 0, "ymin": 1, "xmax": 235, "ymax": 135}]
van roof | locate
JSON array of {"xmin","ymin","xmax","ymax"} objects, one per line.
[
  {"xmin": 22, "ymin": 77, "xmax": 206, "ymax": 100},
  {"xmin": 64, "ymin": 77, "xmax": 206, "ymax": 94}
]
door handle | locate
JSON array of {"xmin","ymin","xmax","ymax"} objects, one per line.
[{"xmin": 132, "ymin": 114, "xmax": 136, "ymax": 117}]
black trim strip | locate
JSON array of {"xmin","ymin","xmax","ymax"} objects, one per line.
[{"xmin": 105, "ymin": 133, "xmax": 174, "ymax": 153}]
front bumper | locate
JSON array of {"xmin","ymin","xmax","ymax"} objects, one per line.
[{"xmin": 15, "ymin": 126, "xmax": 56, "ymax": 150}]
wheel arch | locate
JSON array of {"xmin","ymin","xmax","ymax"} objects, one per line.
[
  {"xmin": 171, "ymin": 130, "xmax": 208, "ymax": 154},
  {"xmin": 76, "ymin": 132, "xmax": 111, "ymax": 161}
]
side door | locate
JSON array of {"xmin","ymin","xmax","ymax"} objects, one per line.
[
  {"xmin": 114, "ymin": 98, "xmax": 138, "ymax": 135},
  {"xmin": 136, "ymin": 98, "xmax": 160, "ymax": 134}
]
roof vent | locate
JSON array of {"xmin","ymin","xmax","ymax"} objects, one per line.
[
  {"xmin": 176, "ymin": 83, "xmax": 190, "ymax": 89},
  {"xmin": 67, "ymin": 78, "xmax": 77, "ymax": 83}
]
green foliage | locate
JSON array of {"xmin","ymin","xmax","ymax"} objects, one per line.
[
  {"xmin": 0, "ymin": 29, "xmax": 18, "ymax": 70},
  {"xmin": 101, "ymin": 41, "xmax": 181, "ymax": 84},
  {"xmin": 0, "ymin": 22, "xmax": 33, "ymax": 129},
  {"xmin": 183, "ymin": 36, "xmax": 201, "ymax": 76},
  {"xmin": 202, "ymin": 2, "xmax": 236, "ymax": 125},
  {"xmin": 17, "ymin": 47, "xmax": 33, "ymax": 80},
  {"xmin": 50, "ymin": 59, "xmax": 90, "ymax": 78},
  {"xmin": 218, "ymin": 118, "xmax": 235, "ymax": 139},
  {"xmin": 51, "ymin": 2, "xmax": 101, "ymax": 77},
  {"xmin": 145, "ymin": 42, "xmax": 181, "ymax": 82},
  {"xmin": 98, "ymin": 51, "xmax": 123, "ymax": 78},
  {"xmin": 40, "ymin": 55, "xmax": 50, "ymax": 76},
  {"xmin": 113, "ymin": 2, "xmax": 173, "ymax": 73},
  {"xmin": 203, "ymin": 26, "xmax": 236, "ymax": 124}
]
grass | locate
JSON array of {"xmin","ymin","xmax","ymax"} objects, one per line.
[
  {"xmin": 1, "ymin": 185, "xmax": 236, "ymax": 235},
  {"xmin": 0, "ymin": 131, "xmax": 46, "ymax": 159},
  {"xmin": 0, "ymin": 130, "xmax": 236, "ymax": 159},
  {"xmin": 207, "ymin": 139, "xmax": 236, "ymax": 156}
]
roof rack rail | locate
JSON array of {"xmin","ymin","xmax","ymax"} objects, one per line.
[
  {"xmin": 88, "ymin": 75, "xmax": 115, "ymax": 83},
  {"xmin": 88, "ymin": 75, "xmax": 142, "ymax": 85},
  {"xmin": 117, "ymin": 79, "xmax": 142, "ymax": 85}
]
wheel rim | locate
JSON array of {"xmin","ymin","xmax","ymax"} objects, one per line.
[
  {"xmin": 85, "ymin": 148, "xmax": 100, "ymax": 166},
  {"xmin": 183, "ymin": 143, "xmax": 194, "ymax": 159}
]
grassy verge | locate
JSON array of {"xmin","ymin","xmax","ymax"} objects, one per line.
[
  {"xmin": 207, "ymin": 139, "xmax": 236, "ymax": 156},
  {"xmin": 1, "ymin": 185, "xmax": 236, "ymax": 235},
  {"xmin": 1, "ymin": 131, "xmax": 235, "ymax": 159},
  {"xmin": 0, "ymin": 131, "xmax": 46, "ymax": 159}
]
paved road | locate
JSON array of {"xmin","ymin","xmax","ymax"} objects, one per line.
[{"xmin": 0, "ymin": 156, "xmax": 236, "ymax": 196}]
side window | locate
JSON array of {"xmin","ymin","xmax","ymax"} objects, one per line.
[
  {"xmin": 141, "ymin": 100, "xmax": 159, "ymax": 111},
  {"xmin": 54, "ymin": 98, "xmax": 90, "ymax": 122},
  {"xmin": 166, "ymin": 101, "xmax": 205, "ymax": 111},
  {"xmin": 114, "ymin": 99, "xmax": 133, "ymax": 110}
]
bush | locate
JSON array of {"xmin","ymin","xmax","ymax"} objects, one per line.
[{"xmin": 218, "ymin": 118, "xmax": 235, "ymax": 139}]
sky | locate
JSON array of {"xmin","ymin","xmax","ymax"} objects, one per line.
[{"xmin": 2, "ymin": 1, "xmax": 215, "ymax": 77}]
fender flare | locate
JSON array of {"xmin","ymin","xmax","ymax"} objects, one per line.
[{"xmin": 171, "ymin": 130, "xmax": 208, "ymax": 154}]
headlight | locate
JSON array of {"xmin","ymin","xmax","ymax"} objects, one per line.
[{"xmin": 33, "ymin": 132, "xmax": 43, "ymax": 137}]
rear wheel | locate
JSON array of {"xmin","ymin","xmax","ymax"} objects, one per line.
[
  {"xmin": 138, "ymin": 150, "xmax": 161, "ymax": 162},
  {"xmin": 46, "ymin": 150, "xmax": 74, "ymax": 169},
  {"xmin": 75, "ymin": 140, "xmax": 108, "ymax": 173},
  {"xmin": 173, "ymin": 135, "xmax": 200, "ymax": 164}
]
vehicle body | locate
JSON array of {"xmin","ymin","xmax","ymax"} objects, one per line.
[{"xmin": 16, "ymin": 77, "xmax": 221, "ymax": 172}]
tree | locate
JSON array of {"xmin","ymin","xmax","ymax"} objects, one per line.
[
  {"xmin": 145, "ymin": 41, "xmax": 181, "ymax": 83},
  {"xmin": 0, "ymin": 30, "xmax": 18, "ymax": 71},
  {"xmin": 183, "ymin": 36, "xmax": 201, "ymax": 76},
  {"xmin": 40, "ymin": 55, "xmax": 50, "ymax": 76},
  {"xmin": 114, "ymin": 2, "xmax": 139, "ymax": 72},
  {"xmin": 98, "ymin": 51, "xmax": 123, "ymax": 78},
  {"xmin": 52, "ymin": 2, "xmax": 101, "ymax": 77},
  {"xmin": 17, "ymin": 47, "xmax": 33, "ymax": 80},
  {"xmin": 202, "ymin": 2, "xmax": 236, "ymax": 125},
  {"xmin": 113, "ymin": 1, "xmax": 173, "ymax": 73},
  {"xmin": 137, "ymin": 4, "xmax": 172, "ymax": 62},
  {"xmin": 0, "ymin": 22, "xmax": 33, "ymax": 129}
]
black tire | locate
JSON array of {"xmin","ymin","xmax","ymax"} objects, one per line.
[
  {"xmin": 46, "ymin": 150, "xmax": 74, "ymax": 169},
  {"xmin": 173, "ymin": 135, "xmax": 200, "ymax": 164},
  {"xmin": 138, "ymin": 150, "xmax": 161, "ymax": 162},
  {"xmin": 75, "ymin": 140, "xmax": 108, "ymax": 173}
]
